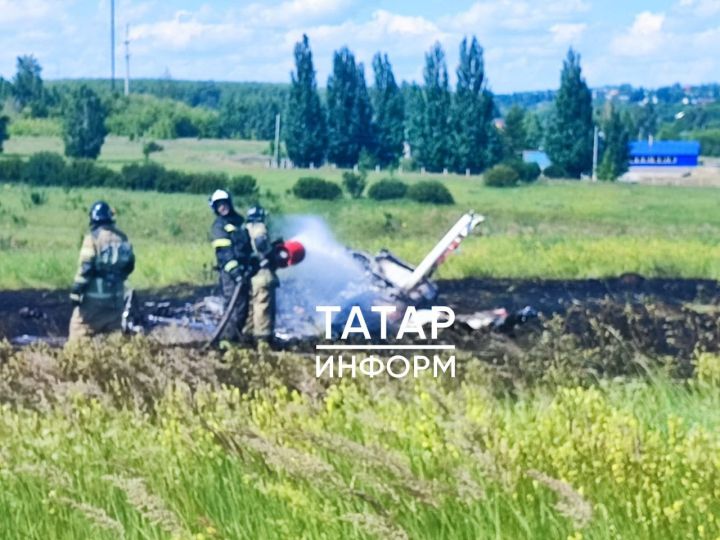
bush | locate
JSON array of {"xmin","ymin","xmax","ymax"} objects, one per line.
[
  {"xmin": 3, "ymin": 151, "xmax": 258, "ymax": 197},
  {"xmin": 367, "ymin": 178, "xmax": 408, "ymax": 200},
  {"xmin": 505, "ymin": 160, "xmax": 541, "ymax": 183},
  {"xmin": 543, "ymin": 164, "xmax": 567, "ymax": 178},
  {"xmin": 690, "ymin": 129, "xmax": 720, "ymax": 157},
  {"xmin": 62, "ymin": 159, "xmax": 120, "ymax": 188},
  {"xmin": 29, "ymin": 191, "xmax": 47, "ymax": 206},
  {"xmin": 0, "ymin": 157, "xmax": 23, "ymax": 181},
  {"xmin": 155, "ymin": 169, "xmax": 187, "ymax": 193},
  {"xmin": 483, "ymin": 164, "xmax": 520, "ymax": 187},
  {"xmin": 142, "ymin": 141, "xmax": 164, "ymax": 160},
  {"xmin": 228, "ymin": 175, "xmax": 258, "ymax": 197},
  {"xmin": 292, "ymin": 177, "xmax": 342, "ymax": 200},
  {"xmin": 22, "ymin": 152, "xmax": 66, "ymax": 186},
  {"xmin": 176, "ymin": 171, "xmax": 216, "ymax": 194},
  {"xmin": 120, "ymin": 162, "xmax": 167, "ymax": 191},
  {"xmin": 342, "ymin": 171, "xmax": 367, "ymax": 199},
  {"xmin": 7, "ymin": 117, "xmax": 62, "ymax": 137},
  {"xmin": 407, "ymin": 180, "xmax": 454, "ymax": 204}
]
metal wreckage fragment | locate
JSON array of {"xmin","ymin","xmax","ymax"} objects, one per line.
[{"xmin": 120, "ymin": 211, "xmax": 536, "ymax": 345}]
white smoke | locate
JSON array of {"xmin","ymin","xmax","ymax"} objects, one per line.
[{"xmin": 274, "ymin": 215, "xmax": 372, "ymax": 337}]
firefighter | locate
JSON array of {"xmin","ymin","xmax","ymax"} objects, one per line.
[
  {"xmin": 209, "ymin": 189, "xmax": 254, "ymax": 342},
  {"xmin": 243, "ymin": 205, "xmax": 280, "ymax": 346},
  {"xmin": 68, "ymin": 201, "xmax": 135, "ymax": 341}
]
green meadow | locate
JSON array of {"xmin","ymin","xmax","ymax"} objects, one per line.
[{"xmin": 1, "ymin": 136, "xmax": 720, "ymax": 289}]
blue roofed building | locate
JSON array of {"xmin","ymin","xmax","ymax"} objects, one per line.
[
  {"xmin": 522, "ymin": 150, "xmax": 552, "ymax": 170},
  {"xmin": 629, "ymin": 140, "xmax": 700, "ymax": 167}
]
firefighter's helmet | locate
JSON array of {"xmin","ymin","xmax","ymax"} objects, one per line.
[
  {"xmin": 89, "ymin": 201, "xmax": 114, "ymax": 225},
  {"xmin": 208, "ymin": 189, "xmax": 233, "ymax": 213},
  {"xmin": 247, "ymin": 205, "xmax": 267, "ymax": 223}
]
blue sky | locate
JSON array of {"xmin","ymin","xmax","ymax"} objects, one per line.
[{"xmin": 0, "ymin": 0, "xmax": 718, "ymax": 92}]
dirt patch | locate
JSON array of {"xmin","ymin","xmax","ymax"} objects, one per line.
[{"xmin": 2, "ymin": 277, "xmax": 718, "ymax": 346}]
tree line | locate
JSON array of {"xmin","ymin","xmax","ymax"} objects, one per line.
[
  {"xmin": 283, "ymin": 35, "xmax": 626, "ymax": 178},
  {"xmin": 2, "ymin": 40, "xmax": 719, "ymax": 178}
]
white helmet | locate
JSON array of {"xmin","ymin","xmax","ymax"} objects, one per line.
[{"xmin": 208, "ymin": 189, "xmax": 232, "ymax": 211}]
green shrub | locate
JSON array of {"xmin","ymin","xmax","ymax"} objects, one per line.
[
  {"xmin": 484, "ymin": 164, "xmax": 519, "ymax": 187},
  {"xmin": 107, "ymin": 94, "xmax": 219, "ymax": 139},
  {"xmin": 341, "ymin": 171, "xmax": 367, "ymax": 199},
  {"xmin": 543, "ymin": 164, "xmax": 567, "ymax": 178},
  {"xmin": 0, "ymin": 157, "xmax": 23, "ymax": 181},
  {"xmin": 176, "ymin": 171, "xmax": 214, "ymax": 194},
  {"xmin": 62, "ymin": 159, "xmax": 120, "ymax": 188},
  {"xmin": 7, "ymin": 117, "xmax": 62, "ymax": 137},
  {"xmin": 22, "ymin": 152, "xmax": 66, "ymax": 186},
  {"xmin": 142, "ymin": 140, "xmax": 164, "ymax": 160},
  {"xmin": 228, "ymin": 175, "xmax": 258, "ymax": 197},
  {"xmin": 407, "ymin": 180, "xmax": 454, "ymax": 204},
  {"xmin": 4, "ymin": 151, "xmax": 257, "ymax": 197},
  {"xmin": 29, "ymin": 191, "xmax": 47, "ymax": 206},
  {"xmin": 120, "ymin": 162, "xmax": 167, "ymax": 191},
  {"xmin": 367, "ymin": 178, "xmax": 408, "ymax": 200},
  {"xmin": 689, "ymin": 129, "xmax": 720, "ymax": 157},
  {"xmin": 504, "ymin": 160, "xmax": 541, "ymax": 183},
  {"xmin": 155, "ymin": 169, "xmax": 187, "ymax": 193},
  {"xmin": 292, "ymin": 177, "xmax": 342, "ymax": 200}
]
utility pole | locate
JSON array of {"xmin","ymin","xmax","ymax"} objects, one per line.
[
  {"xmin": 110, "ymin": 0, "xmax": 115, "ymax": 91},
  {"xmin": 273, "ymin": 113, "xmax": 281, "ymax": 167},
  {"xmin": 124, "ymin": 24, "xmax": 130, "ymax": 96},
  {"xmin": 592, "ymin": 125, "xmax": 599, "ymax": 182}
]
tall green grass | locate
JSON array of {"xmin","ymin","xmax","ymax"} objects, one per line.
[{"xmin": 0, "ymin": 339, "xmax": 718, "ymax": 539}]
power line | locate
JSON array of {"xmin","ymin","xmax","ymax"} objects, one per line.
[
  {"xmin": 110, "ymin": 0, "xmax": 115, "ymax": 91},
  {"xmin": 124, "ymin": 24, "xmax": 130, "ymax": 96}
]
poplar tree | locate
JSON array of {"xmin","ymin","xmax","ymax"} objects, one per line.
[
  {"xmin": 451, "ymin": 36, "xmax": 495, "ymax": 173},
  {"xmin": 408, "ymin": 43, "xmax": 451, "ymax": 172},
  {"xmin": 545, "ymin": 49, "xmax": 594, "ymax": 178},
  {"xmin": 62, "ymin": 85, "xmax": 107, "ymax": 159},
  {"xmin": 285, "ymin": 35, "xmax": 327, "ymax": 168},
  {"xmin": 326, "ymin": 47, "xmax": 373, "ymax": 167},
  {"xmin": 371, "ymin": 53, "xmax": 405, "ymax": 168},
  {"xmin": 598, "ymin": 105, "xmax": 630, "ymax": 181},
  {"xmin": 503, "ymin": 105, "xmax": 527, "ymax": 157},
  {"xmin": 0, "ymin": 115, "xmax": 9, "ymax": 153}
]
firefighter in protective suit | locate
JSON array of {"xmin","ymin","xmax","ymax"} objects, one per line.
[
  {"xmin": 243, "ymin": 205, "xmax": 279, "ymax": 345},
  {"xmin": 209, "ymin": 189, "xmax": 255, "ymax": 342},
  {"xmin": 68, "ymin": 201, "xmax": 135, "ymax": 341}
]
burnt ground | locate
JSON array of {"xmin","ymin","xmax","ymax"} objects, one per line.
[
  {"xmin": 440, "ymin": 275, "xmax": 720, "ymax": 314},
  {"xmin": 1, "ymin": 276, "xmax": 718, "ymax": 343}
]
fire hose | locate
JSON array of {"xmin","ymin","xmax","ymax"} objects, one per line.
[
  {"xmin": 205, "ymin": 278, "xmax": 245, "ymax": 348},
  {"xmin": 205, "ymin": 239, "xmax": 306, "ymax": 348}
]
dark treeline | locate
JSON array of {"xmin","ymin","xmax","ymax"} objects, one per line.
[{"xmin": 2, "ymin": 44, "xmax": 720, "ymax": 177}]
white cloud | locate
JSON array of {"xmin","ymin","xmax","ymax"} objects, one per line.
[
  {"xmin": 284, "ymin": 9, "xmax": 446, "ymax": 70},
  {"xmin": 677, "ymin": 0, "xmax": 720, "ymax": 17},
  {"xmin": 445, "ymin": 0, "xmax": 589, "ymax": 32},
  {"xmin": 130, "ymin": 11, "xmax": 249, "ymax": 50},
  {"xmin": 243, "ymin": 0, "xmax": 352, "ymax": 27},
  {"xmin": 1, "ymin": 0, "xmax": 718, "ymax": 92},
  {"xmin": 550, "ymin": 23, "xmax": 587, "ymax": 44},
  {"xmin": 611, "ymin": 11, "xmax": 666, "ymax": 57},
  {"xmin": 0, "ymin": 0, "xmax": 54, "ymax": 25}
]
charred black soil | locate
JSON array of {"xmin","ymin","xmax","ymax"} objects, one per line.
[{"xmin": 2, "ymin": 278, "xmax": 719, "ymax": 367}]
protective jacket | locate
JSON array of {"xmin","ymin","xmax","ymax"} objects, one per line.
[
  {"xmin": 244, "ymin": 221, "xmax": 280, "ymax": 341},
  {"xmin": 210, "ymin": 212, "xmax": 254, "ymax": 280},
  {"xmin": 70, "ymin": 224, "xmax": 135, "ymax": 303}
]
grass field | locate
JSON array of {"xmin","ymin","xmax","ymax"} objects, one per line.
[
  {"xmin": 1, "ymin": 136, "xmax": 720, "ymax": 289},
  {"xmin": 1, "ymin": 339, "xmax": 719, "ymax": 540},
  {"xmin": 2, "ymin": 137, "xmax": 720, "ymax": 540}
]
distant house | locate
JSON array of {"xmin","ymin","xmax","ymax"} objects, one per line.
[
  {"xmin": 522, "ymin": 150, "xmax": 551, "ymax": 170},
  {"xmin": 629, "ymin": 140, "xmax": 700, "ymax": 167}
]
